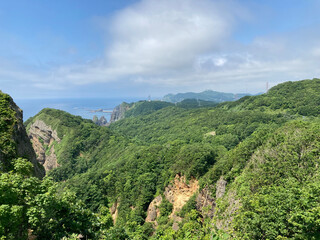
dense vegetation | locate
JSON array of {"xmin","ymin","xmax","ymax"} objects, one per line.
[
  {"xmin": 0, "ymin": 91, "xmax": 18, "ymax": 172},
  {"xmin": 0, "ymin": 93, "xmax": 112, "ymax": 239},
  {"xmin": 3, "ymin": 78, "xmax": 320, "ymax": 239},
  {"xmin": 222, "ymin": 78, "xmax": 320, "ymax": 116}
]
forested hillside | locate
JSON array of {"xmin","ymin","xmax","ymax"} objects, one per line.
[
  {"xmin": 0, "ymin": 92, "xmax": 108, "ymax": 239},
  {"xmin": 2, "ymin": 78, "xmax": 320, "ymax": 239}
]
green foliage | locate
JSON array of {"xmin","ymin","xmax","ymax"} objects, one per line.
[
  {"xmin": 124, "ymin": 101, "xmax": 174, "ymax": 118},
  {"xmin": 176, "ymin": 99, "xmax": 218, "ymax": 109},
  {"xmin": 225, "ymin": 120, "xmax": 320, "ymax": 239},
  {"xmin": 23, "ymin": 90, "xmax": 286, "ymax": 237},
  {"xmin": 18, "ymin": 78, "xmax": 320, "ymax": 239},
  {"xmin": 0, "ymin": 158, "xmax": 106, "ymax": 240},
  {"xmin": 159, "ymin": 198, "xmax": 173, "ymax": 217},
  {"xmin": 178, "ymin": 194, "xmax": 197, "ymax": 218},
  {"xmin": 173, "ymin": 143, "xmax": 217, "ymax": 179},
  {"xmin": 0, "ymin": 92, "xmax": 18, "ymax": 172},
  {"xmin": 223, "ymin": 78, "xmax": 320, "ymax": 116},
  {"xmin": 152, "ymin": 210, "xmax": 219, "ymax": 240}
]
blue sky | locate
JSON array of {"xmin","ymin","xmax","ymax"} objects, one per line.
[{"xmin": 0, "ymin": 0, "xmax": 320, "ymax": 99}]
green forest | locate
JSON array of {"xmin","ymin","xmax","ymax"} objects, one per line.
[{"xmin": 2, "ymin": 78, "xmax": 320, "ymax": 239}]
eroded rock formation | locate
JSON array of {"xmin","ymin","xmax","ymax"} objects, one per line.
[
  {"xmin": 145, "ymin": 174, "xmax": 199, "ymax": 229},
  {"xmin": 28, "ymin": 120, "xmax": 61, "ymax": 172},
  {"xmin": 93, "ymin": 115, "xmax": 108, "ymax": 126},
  {"xmin": 145, "ymin": 195, "xmax": 162, "ymax": 224},
  {"xmin": 216, "ymin": 176, "xmax": 227, "ymax": 199},
  {"xmin": 0, "ymin": 93, "xmax": 45, "ymax": 178},
  {"xmin": 110, "ymin": 201, "xmax": 119, "ymax": 224},
  {"xmin": 196, "ymin": 186, "xmax": 215, "ymax": 218},
  {"xmin": 109, "ymin": 102, "xmax": 131, "ymax": 123}
]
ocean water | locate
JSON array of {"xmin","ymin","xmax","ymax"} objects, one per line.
[{"xmin": 15, "ymin": 97, "xmax": 141, "ymax": 122}]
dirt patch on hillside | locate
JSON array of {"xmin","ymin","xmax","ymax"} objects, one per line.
[{"xmin": 164, "ymin": 174, "xmax": 199, "ymax": 218}]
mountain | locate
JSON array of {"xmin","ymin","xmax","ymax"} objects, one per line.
[
  {"xmin": 4, "ymin": 78, "xmax": 320, "ymax": 239},
  {"xmin": 163, "ymin": 90, "xmax": 251, "ymax": 103},
  {"xmin": 221, "ymin": 78, "xmax": 320, "ymax": 116},
  {"xmin": 109, "ymin": 101, "xmax": 174, "ymax": 123},
  {"xmin": 0, "ymin": 91, "xmax": 44, "ymax": 177},
  {"xmin": 109, "ymin": 100, "xmax": 216, "ymax": 123},
  {"xmin": 0, "ymin": 92, "xmax": 105, "ymax": 239}
]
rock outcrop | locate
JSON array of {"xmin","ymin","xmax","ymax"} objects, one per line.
[
  {"xmin": 195, "ymin": 177, "xmax": 227, "ymax": 219},
  {"xmin": 216, "ymin": 176, "xmax": 227, "ymax": 199},
  {"xmin": 164, "ymin": 175, "xmax": 199, "ymax": 218},
  {"xmin": 146, "ymin": 174, "xmax": 199, "ymax": 229},
  {"xmin": 0, "ymin": 92, "xmax": 45, "ymax": 178},
  {"xmin": 92, "ymin": 115, "xmax": 108, "ymax": 126},
  {"xmin": 109, "ymin": 102, "xmax": 131, "ymax": 123},
  {"xmin": 110, "ymin": 201, "xmax": 119, "ymax": 224},
  {"xmin": 28, "ymin": 120, "xmax": 61, "ymax": 172},
  {"xmin": 196, "ymin": 186, "xmax": 215, "ymax": 218},
  {"xmin": 145, "ymin": 195, "xmax": 162, "ymax": 224}
]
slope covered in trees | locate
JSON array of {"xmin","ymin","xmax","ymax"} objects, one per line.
[
  {"xmin": 0, "ymin": 93, "xmax": 113, "ymax": 239},
  {"xmin": 3, "ymin": 78, "xmax": 320, "ymax": 239}
]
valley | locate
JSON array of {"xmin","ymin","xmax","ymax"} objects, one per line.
[{"xmin": 2, "ymin": 78, "xmax": 320, "ymax": 239}]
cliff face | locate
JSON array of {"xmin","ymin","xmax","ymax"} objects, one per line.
[
  {"xmin": 109, "ymin": 102, "xmax": 131, "ymax": 123},
  {"xmin": 28, "ymin": 120, "xmax": 61, "ymax": 172},
  {"xmin": 145, "ymin": 174, "xmax": 199, "ymax": 229},
  {"xmin": 93, "ymin": 115, "xmax": 108, "ymax": 126},
  {"xmin": 0, "ymin": 92, "xmax": 45, "ymax": 178}
]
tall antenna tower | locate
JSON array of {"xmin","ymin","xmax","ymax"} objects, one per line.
[{"xmin": 148, "ymin": 95, "xmax": 151, "ymax": 102}]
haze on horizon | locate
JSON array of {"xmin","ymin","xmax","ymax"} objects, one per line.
[{"xmin": 0, "ymin": 0, "xmax": 320, "ymax": 99}]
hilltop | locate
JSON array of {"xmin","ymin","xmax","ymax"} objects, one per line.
[{"xmin": 0, "ymin": 92, "xmax": 106, "ymax": 239}]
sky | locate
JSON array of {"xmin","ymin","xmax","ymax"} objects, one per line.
[{"xmin": 0, "ymin": 0, "xmax": 320, "ymax": 99}]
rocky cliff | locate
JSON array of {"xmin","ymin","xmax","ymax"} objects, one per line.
[
  {"xmin": 28, "ymin": 120, "xmax": 61, "ymax": 172},
  {"xmin": 146, "ymin": 174, "xmax": 199, "ymax": 229},
  {"xmin": 0, "ymin": 91, "xmax": 45, "ymax": 177},
  {"xmin": 109, "ymin": 102, "xmax": 131, "ymax": 123},
  {"xmin": 93, "ymin": 115, "xmax": 108, "ymax": 126},
  {"xmin": 145, "ymin": 175, "xmax": 228, "ymax": 231}
]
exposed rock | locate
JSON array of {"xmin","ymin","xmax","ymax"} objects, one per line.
[
  {"xmin": 92, "ymin": 115, "xmax": 108, "ymax": 126},
  {"xmin": 196, "ymin": 186, "xmax": 215, "ymax": 218},
  {"xmin": 146, "ymin": 195, "xmax": 162, "ymax": 224},
  {"xmin": 215, "ymin": 190, "xmax": 241, "ymax": 232},
  {"xmin": 205, "ymin": 131, "xmax": 216, "ymax": 137},
  {"xmin": 28, "ymin": 120, "xmax": 61, "ymax": 172},
  {"xmin": 165, "ymin": 174, "xmax": 199, "ymax": 230},
  {"xmin": 216, "ymin": 176, "xmax": 227, "ymax": 199},
  {"xmin": 0, "ymin": 94, "xmax": 45, "ymax": 178},
  {"xmin": 172, "ymin": 215, "xmax": 183, "ymax": 231},
  {"xmin": 164, "ymin": 174, "xmax": 199, "ymax": 218},
  {"xmin": 109, "ymin": 102, "xmax": 131, "ymax": 123},
  {"xmin": 110, "ymin": 201, "xmax": 119, "ymax": 224},
  {"xmin": 145, "ymin": 174, "xmax": 199, "ymax": 230}
]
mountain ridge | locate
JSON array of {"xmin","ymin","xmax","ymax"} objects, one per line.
[
  {"xmin": 2, "ymin": 78, "xmax": 320, "ymax": 239},
  {"xmin": 163, "ymin": 89, "xmax": 251, "ymax": 103}
]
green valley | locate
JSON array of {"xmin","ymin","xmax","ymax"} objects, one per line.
[{"xmin": 2, "ymin": 78, "xmax": 320, "ymax": 239}]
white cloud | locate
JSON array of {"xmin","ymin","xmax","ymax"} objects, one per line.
[
  {"xmin": 39, "ymin": 0, "xmax": 240, "ymax": 87},
  {"xmin": 106, "ymin": 0, "xmax": 233, "ymax": 74},
  {"xmin": 1, "ymin": 0, "xmax": 320, "ymax": 97}
]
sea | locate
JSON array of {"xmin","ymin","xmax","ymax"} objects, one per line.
[{"xmin": 15, "ymin": 97, "xmax": 141, "ymax": 122}]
